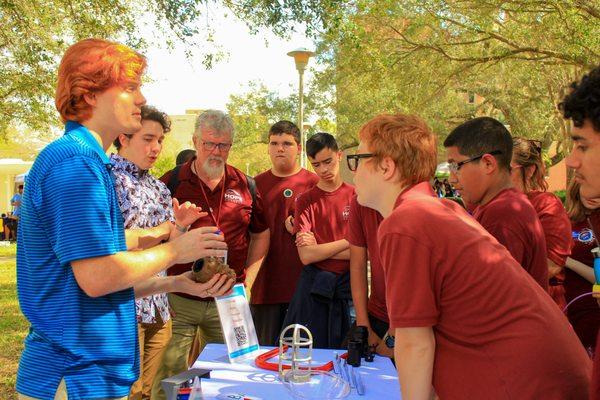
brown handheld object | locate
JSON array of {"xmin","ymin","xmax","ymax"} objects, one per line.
[{"xmin": 191, "ymin": 256, "xmax": 236, "ymax": 283}]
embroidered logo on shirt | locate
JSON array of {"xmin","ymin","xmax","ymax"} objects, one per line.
[
  {"xmin": 342, "ymin": 205, "xmax": 351, "ymax": 221},
  {"xmin": 225, "ymin": 188, "xmax": 244, "ymax": 204},
  {"xmin": 283, "ymin": 188, "xmax": 293, "ymax": 198},
  {"xmin": 573, "ymin": 228, "xmax": 595, "ymax": 244}
]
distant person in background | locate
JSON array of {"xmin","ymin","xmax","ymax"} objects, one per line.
[
  {"xmin": 442, "ymin": 179, "xmax": 454, "ymax": 197},
  {"xmin": 10, "ymin": 184, "xmax": 23, "ymax": 239},
  {"xmin": 11, "ymin": 184, "xmax": 23, "ymax": 217},
  {"xmin": 433, "ymin": 178, "xmax": 444, "ymax": 198},
  {"xmin": 176, "ymin": 149, "xmax": 196, "ymax": 166},
  {"xmin": 511, "ymin": 137, "xmax": 572, "ymax": 307},
  {"xmin": 564, "ymin": 180, "xmax": 600, "ymax": 356},
  {"xmin": 1, "ymin": 213, "xmax": 7, "ymax": 241}
]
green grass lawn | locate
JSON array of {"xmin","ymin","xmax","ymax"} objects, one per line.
[{"xmin": 0, "ymin": 244, "xmax": 26, "ymax": 399}]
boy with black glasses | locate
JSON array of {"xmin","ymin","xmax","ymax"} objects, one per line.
[{"xmin": 444, "ymin": 117, "xmax": 548, "ymax": 288}]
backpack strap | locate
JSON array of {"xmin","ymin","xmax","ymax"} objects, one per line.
[
  {"xmin": 245, "ymin": 173, "xmax": 257, "ymax": 207},
  {"xmin": 166, "ymin": 164, "xmax": 182, "ymax": 196}
]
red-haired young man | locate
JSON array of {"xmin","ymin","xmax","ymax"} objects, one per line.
[
  {"xmin": 352, "ymin": 113, "xmax": 590, "ymax": 400},
  {"xmin": 16, "ymin": 39, "xmax": 233, "ymax": 400}
]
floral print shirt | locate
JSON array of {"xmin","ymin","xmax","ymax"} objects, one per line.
[{"xmin": 111, "ymin": 153, "xmax": 173, "ymax": 324}]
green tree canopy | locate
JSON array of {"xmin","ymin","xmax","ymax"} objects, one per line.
[
  {"xmin": 226, "ymin": 81, "xmax": 335, "ymax": 175},
  {"xmin": 312, "ymin": 0, "xmax": 599, "ymax": 160},
  {"xmin": 1, "ymin": 0, "xmax": 344, "ymax": 139}
]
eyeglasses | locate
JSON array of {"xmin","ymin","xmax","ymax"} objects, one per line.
[
  {"xmin": 346, "ymin": 153, "xmax": 375, "ymax": 172},
  {"xmin": 448, "ymin": 150, "xmax": 502, "ymax": 174},
  {"xmin": 202, "ymin": 141, "xmax": 232, "ymax": 152}
]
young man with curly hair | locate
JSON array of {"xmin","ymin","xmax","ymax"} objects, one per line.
[{"xmin": 560, "ymin": 65, "xmax": 600, "ymax": 400}]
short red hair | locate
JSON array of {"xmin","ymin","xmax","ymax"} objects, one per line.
[
  {"xmin": 55, "ymin": 38, "xmax": 146, "ymax": 122},
  {"xmin": 358, "ymin": 113, "xmax": 437, "ymax": 185}
]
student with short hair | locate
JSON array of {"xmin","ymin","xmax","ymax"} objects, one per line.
[
  {"xmin": 251, "ymin": 120, "xmax": 318, "ymax": 345},
  {"xmin": 283, "ymin": 132, "xmax": 355, "ymax": 349},
  {"xmin": 352, "ymin": 112, "xmax": 590, "ymax": 400},
  {"xmin": 444, "ymin": 117, "xmax": 548, "ymax": 289}
]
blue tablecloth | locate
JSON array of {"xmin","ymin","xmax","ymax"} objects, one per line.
[{"xmin": 191, "ymin": 343, "xmax": 401, "ymax": 399}]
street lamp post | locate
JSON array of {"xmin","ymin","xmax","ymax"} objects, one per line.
[{"xmin": 287, "ymin": 48, "xmax": 315, "ymax": 168}]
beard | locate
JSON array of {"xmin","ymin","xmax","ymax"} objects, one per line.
[{"xmin": 202, "ymin": 156, "xmax": 225, "ymax": 179}]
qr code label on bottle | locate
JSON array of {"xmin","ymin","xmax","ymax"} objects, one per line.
[{"xmin": 234, "ymin": 326, "xmax": 248, "ymax": 347}]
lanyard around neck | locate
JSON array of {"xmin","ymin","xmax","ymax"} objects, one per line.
[{"xmin": 195, "ymin": 162, "xmax": 226, "ymax": 228}]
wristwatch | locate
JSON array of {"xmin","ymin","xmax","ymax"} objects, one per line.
[{"xmin": 383, "ymin": 332, "xmax": 395, "ymax": 349}]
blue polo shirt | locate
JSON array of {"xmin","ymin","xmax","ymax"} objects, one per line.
[{"xmin": 16, "ymin": 121, "xmax": 138, "ymax": 399}]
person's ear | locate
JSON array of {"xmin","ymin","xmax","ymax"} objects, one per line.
[
  {"xmin": 380, "ymin": 156, "xmax": 397, "ymax": 181},
  {"xmin": 83, "ymin": 93, "xmax": 97, "ymax": 108},
  {"xmin": 117, "ymin": 134, "xmax": 129, "ymax": 149},
  {"xmin": 481, "ymin": 153, "xmax": 499, "ymax": 174}
]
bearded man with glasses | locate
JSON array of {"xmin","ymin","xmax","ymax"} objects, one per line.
[{"xmin": 152, "ymin": 110, "xmax": 269, "ymax": 400}]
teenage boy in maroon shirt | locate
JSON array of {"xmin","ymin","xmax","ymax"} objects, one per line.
[
  {"xmin": 352, "ymin": 113, "xmax": 590, "ymax": 400},
  {"xmin": 283, "ymin": 132, "xmax": 355, "ymax": 349},
  {"xmin": 251, "ymin": 121, "xmax": 319, "ymax": 345},
  {"xmin": 444, "ymin": 117, "xmax": 548, "ymax": 289},
  {"xmin": 560, "ymin": 65, "xmax": 600, "ymax": 400},
  {"xmin": 344, "ymin": 195, "xmax": 392, "ymax": 357}
]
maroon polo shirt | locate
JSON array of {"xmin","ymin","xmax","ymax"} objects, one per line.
[
  {"xmin": 379, "ymin": 182, "xmax": 590, "ymax": 399},
  {"xmin": 345, "ymin": 195, "xmax": 387, "ymax": 322},
  {"xmin": 528, "ymin": 191, "xmax": 572, "ymax": 267},
  {"xmin": 527, "ymin": 190, "xmax": 572, "ymax": 307},
  {"xmin": 251, "ymin": 168, "xmax": 319, "ymax": 305},
  {"xmin": 160, "ymin": 160, "xmax": 268, "ymax": 300},
  {"xmin": 473, "ymin": 188, "xmax": 548, "ymax": 290},
  {"xmin": 294, "ymin": 182, "xmax": 355, "ymax": 275}
]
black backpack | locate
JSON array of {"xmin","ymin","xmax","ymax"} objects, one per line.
[{"xmin": 166, "ymin": 164, "xmax": 257, "ymax": 208}]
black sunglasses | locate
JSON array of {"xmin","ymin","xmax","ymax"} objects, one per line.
[{"xmin": 346, "ymin": 153, "xmax": 375, "ymax": 172}]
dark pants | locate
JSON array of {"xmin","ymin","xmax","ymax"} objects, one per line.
[
  {"xmin": 283, "ymin": 265, "xmax": 352, "ymax": 349},
  {"xmin": 250, "ymin": 303, "xmax": 289, "ymax": 346}
]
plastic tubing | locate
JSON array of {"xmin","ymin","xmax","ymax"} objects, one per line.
[{"xmin": 562, "ymin": 291, "xmax": 595, "ymax": 313}]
